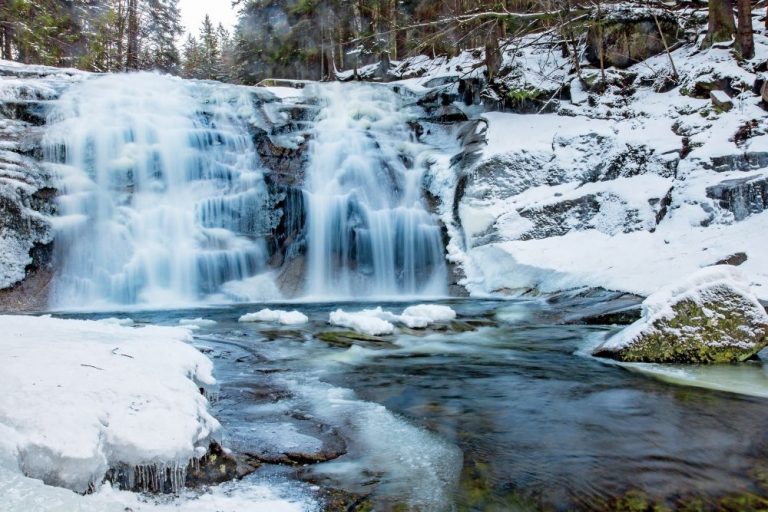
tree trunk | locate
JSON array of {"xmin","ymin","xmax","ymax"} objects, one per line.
[
  {"xmin": 702, "ymin": 0, "xmax": 736, "ymax": 48},
  {"xmin": 484, "ymin": 21, "xmax": 502, "ymax": 81},
  {"xmin": 388, "ymin": 0, "xmax": 397, "ymax": 60},
  {"xmin": 735, "ymin": 0, "xmax": 754, "ymax": 59},
  {"xmin": 126, "ymin": 0, "xmax": 139, "ymax": 69},
  {"xmin": 0, "ymin": 0, "xmax": 11, "ymax": 61}
]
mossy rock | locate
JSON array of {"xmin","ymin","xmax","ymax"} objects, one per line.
[
  {"xmin": 316, "ymin": 330, "xmax": 396, "ymax": 349},
  {"xmin": 594, "ymin": 279, "xmax": 768, "ymax": 364}
]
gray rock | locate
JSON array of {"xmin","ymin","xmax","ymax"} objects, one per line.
[{"xmin": 706, "ymin": 174, "xmax": 768, "ymax": 221}]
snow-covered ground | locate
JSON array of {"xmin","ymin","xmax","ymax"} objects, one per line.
[
  {"xmin": 0, "ymin": 314, "xmax": 318, "ymax": 511},
  {"xmin": 413, "ymin": 12, "xmax": 768, "ymax": 300}
]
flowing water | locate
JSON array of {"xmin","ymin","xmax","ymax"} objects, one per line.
[
  {"xmin": 62, "ymin": 298, "xmax": 768, "ymax": 511},
  {"xmin": 303, "ymin": 83, "xmax": 446, "ymax": 298},
  {"xmin": 44, "ymin": 73, "xmax": 271, "ymax": 307}
]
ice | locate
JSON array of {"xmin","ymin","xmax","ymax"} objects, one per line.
[
  {"xmin": 179, "ymin": 318, "xmax": 218, "ymax": 328},
  {"xmin": 97, "ymin": 317, "xmax": 135, "ymax": 326},
  {"xmin": 402, "ymin": 304, "xmax": 457, "ymax": 323},
  {"xmin": 328, "ymin": 308, "xmax": 395, "ymax": 335},
  {"xmin": 328, "ymin": 304, "xmax": 457, "ymax": 334},
  {"xmin": 0, "ymin": 315, "xmax": 218, "ymax": 494},
  {"xmin": 239, "ymin": 309, "xmax": 309, "ymax": 325}
]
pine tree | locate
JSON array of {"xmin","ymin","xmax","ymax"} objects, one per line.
[
  {"xmin": 198, "ymin": 14, "xmax": 220, "ymax": 80},
  {"xmin": 143, "ymin": 0, "xmax": 184, "ymax": 72},
  {"xmin": 181, "ymin": 33, "xmax": 202, "ymax": 78}
]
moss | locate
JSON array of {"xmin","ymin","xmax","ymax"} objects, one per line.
[{"xmin": 598, "ymin": 287, "xmax": 768, "ymax": 364}]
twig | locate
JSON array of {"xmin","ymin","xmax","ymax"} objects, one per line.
[{"xmin": 81, "ymin": 364, "xmax": 104, "ymax": 371}]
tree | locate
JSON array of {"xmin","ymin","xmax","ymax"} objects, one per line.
[
  {"xmin": 735, "ymin": 0, "xmax": 753, "ymax": 59},
  {"xmin": 198, "ymin": 15, "xmax": 220, "ymax": 80},
  {"xmin": 125, "ymin": 0, "xmax": 139, "ymax": 69},
  {"xmin": 143, "ymin": 0, "xmax": 184, "ymax": 72},
  {"xmin": 181, "ymin": 34, "xmax": 202, "ymax": 78},
  {"xmin": 702, "ymin": 0, "xmax": 736, "ymax": 48}
]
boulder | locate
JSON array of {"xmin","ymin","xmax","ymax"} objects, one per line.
[
  {"xmin": 710, "ymin": 90, "xmax": 733, "ymax": 112},
  {"xmin": 706, "ymin": 174, "xmax": 768, "ymax": 221},
  {"xmin": 762, "ymin": 81, "xmax": 768, "ymax": 104},
  {"xmin": 593, "ymin": 266, "xmax": 768, "ymax": 363},
  {"xmin": 585, "ymin": 7, "xmax": 680, "ymax": 69}
]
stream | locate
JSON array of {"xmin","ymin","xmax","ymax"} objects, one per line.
[{"xmin": 60, "ymin": 297, "xmax": 768, "ymax": 511}]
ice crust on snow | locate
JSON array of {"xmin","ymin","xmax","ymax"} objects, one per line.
[
  {"xmin": 329, "ymin": 305, "xmax": 457, "ymax": 334},
  {"xmin": 0, "ymin": 315, "xmax": 218, "ymax": 493},
  {"xmin": 239, "ymin": 308, "xmax": 309, "ymax": 325}
]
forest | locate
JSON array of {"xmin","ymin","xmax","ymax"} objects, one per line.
[{"xmin": 0, "ymin": 0, "xmax": 760, "ymax": 85}]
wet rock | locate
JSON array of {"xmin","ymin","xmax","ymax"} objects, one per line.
[
  {"xmin": 585, "ymin": 7, "xmax": 680, "ymax": 69},
  {"xmin": 593, "ymin": 267, "xmax": 768, "ymax": 363},
  {"xmin": 185, "ymin": 441, "xmax": 241, "ymax": 488},
  {"xmin": 706, "ymin": 174, "xmax": 768, "ymax": 221},
  {"xmin": 316, "ymin": 330, "xmax": 397, "ymax": 349}
]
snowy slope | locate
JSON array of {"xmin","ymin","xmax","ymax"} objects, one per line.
[{"xmin": 414, "ymin": 11, "xmax": 768, "ymax": 299}]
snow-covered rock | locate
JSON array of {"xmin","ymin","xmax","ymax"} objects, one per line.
[
  {"xmin": 593, "ymin": 266, "xmax": 768, "ymax": 363},
  {"xmin": 0, "ymin": 315, "xmax": 219, "ymax": 493},
  {"xmin": 239, "ymin": 308, "xmax": 308, "ymax": 325},
  {"xmin": 329, "ymin": 308, "xmax": 395, "ymax": 336}
]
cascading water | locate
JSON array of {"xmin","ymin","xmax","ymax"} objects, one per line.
[
  {"xmin": 304, "ymin": 83, "xmax": 447, "ymax": 298},
  {"xmin": 44, "ymin": 73, "xmax": 270, "ymax": 307}
]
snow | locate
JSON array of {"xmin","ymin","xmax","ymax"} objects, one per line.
[
  {"xmin": 402, "ymin": 304, "xmax": 457, "ymax": 323},
  {"xmin": 239, "ymin": 309, "xmax": 309, "ymax": 325},
  {"xmin": 0, "ymin": 315, "xmax": 218, "ymax": 494},
  {"xmin": 328, "ymin": 305, "xmax": 457, "ymax": 334},
  {"xmin": 179, "ymin": 318, "xmax": 218, "ymax": 328},
  {"xmin": 600, "ymin": 265, "xmax": 767, "ymax": 351},
  {"xmin": 329, "ymin": 308, "xmax": 395, "ymax": 336}
]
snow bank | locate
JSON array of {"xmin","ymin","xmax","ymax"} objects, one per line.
[
  {"xmin": 329, "ymin": 308, "xmax": 395, "ymax": 335},
  {"xmin": 0, "ymin": 315, "xmax": 218, "ymax": 493},
  {"xmin": 239, "ymin": 309, "xmax": 308, "ymax": 325},
  {"xmin": 329, "ymin": 304, "xmax": 457, "ymax": 334}
]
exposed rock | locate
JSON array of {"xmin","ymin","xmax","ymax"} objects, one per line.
[
  {"xmin": 761, "ymin": 81, "xmax": 768, "ymax": 104},
  {"xmin": 706, "ymin": 174, "xmax": 768, "ymax": 221},
  {"xmin": 710, "ymin": 90, "xmax": 733, "ymax": 112},
  {"xmin": 715, "ymin": 252, "xmax": 748, "ymax": 266},
  {"xmin": 316, "ymin": 330, "xmax": 396, "ymax": 348},
  {"xmin": 593, "ymin": 266, "xmax": 768, "ymax": 363},
  {"xmin": 185, "ymin": 441, "xmax": 241, "ymax": 488},
  {"xmin": 706, "ymin": 152, "xmax": 768, "ymax": 173},
  {"xmin": 585, "ymin": 7, "xmax": 680, "ymax": 69}
]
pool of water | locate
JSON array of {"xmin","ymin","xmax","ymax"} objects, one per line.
[{"xmin": 60, "ymin": 298, "xmax": 768, "ymax": 511}]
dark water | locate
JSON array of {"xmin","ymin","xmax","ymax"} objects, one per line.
[{"xmin": 60, "ymin": 298, "xmax": 768, "ymax": 511}]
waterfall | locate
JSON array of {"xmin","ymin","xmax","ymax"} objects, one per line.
[
  {"xmin": 304, "ymin": 83, "xmax": 447, "ymax": 298},
  {"xmin": 44, "ymin": 73, "xmax": 270, "ymax": 307}
]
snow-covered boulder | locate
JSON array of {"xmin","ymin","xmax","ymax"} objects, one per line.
[{"xmin": 593, "ymin": 266, "xmax": 768, "ymax": 363}]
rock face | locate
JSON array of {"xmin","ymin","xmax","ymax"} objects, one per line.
[
  {"xmin": 586, "ymin": 8, "xmax": 680, "ymax": 69},
  {"xmin": 593, "ymin": 266, "xmax": 768, "ymax": 363},
  {"xmin": 706, "ymin": 174, "xmax": 768, "ymax": 221}
]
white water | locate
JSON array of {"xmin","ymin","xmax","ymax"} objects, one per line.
[
  {"xmin": 44, "ymin": 73, "xmax": 270, "ymax": 307},
  {"xmin": 303, "ymin": 83, "xmax": 447, "ymax": 298}
]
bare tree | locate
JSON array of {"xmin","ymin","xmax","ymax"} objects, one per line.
[{"xmin": 735, "ymin": 0, "xmax": 754, "ymax": 58}]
